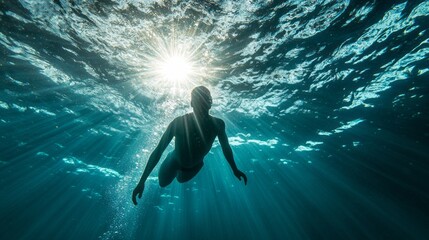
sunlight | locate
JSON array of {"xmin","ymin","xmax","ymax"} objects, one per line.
[
  {"xmin": 157, "ymin": 54, "xmax": 193, "ymax": 84},
  {"xmin": 135, "ymin": 32, "xmax": 218, "ymax": 102}
]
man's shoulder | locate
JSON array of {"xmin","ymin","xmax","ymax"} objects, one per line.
[
  {"xmin": 171, "ymin": 113, "xmax": 191, "ymax": 126},
  {"xmin": 172, "ymin": 113, "xmax": 225, "ymax": 127},
  {"xmin": 174, "ymin": 113, "xmax": 190, "ymax": 121},
  {"xmin": 210, "ymin": 116, "xmax": 225, "ymax": 128}
]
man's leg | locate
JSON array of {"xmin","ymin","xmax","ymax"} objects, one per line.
[
  {"xmin": 176, "ymin": 162, "xmax": 204, "ymax": 183},
  {"xmin": 158, "ymin": 151, "xmax": 179, "ymax": 187}
]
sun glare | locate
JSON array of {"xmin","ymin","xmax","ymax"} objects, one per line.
[
  {"xmin": 158, "ymin": 55, "xmax": 193, "ymax": 83},
  {"xmin": 145, "ymin": 42, "xmax": 203, "ymax": 93},
  {"xmin": 137, "ymin": 33, "xmax": 217, "ymax": 100}
]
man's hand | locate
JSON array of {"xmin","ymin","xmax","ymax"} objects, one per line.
[
  {"xmin": 132, "ymin": 183, "xmax": 145, "ymax": 205},
  {"xmin": 234, "ymin": 169, "xmax": 247, "ymax": 185}
]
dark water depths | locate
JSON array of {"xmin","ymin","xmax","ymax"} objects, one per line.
[{"xmin": 1, "ymin": 0, "xmax": 428, "ymax": 239}]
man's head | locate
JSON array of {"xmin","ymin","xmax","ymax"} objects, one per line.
[{"xmin": 191, "ymin": 86, "xmax": 212, "ymax": 112}]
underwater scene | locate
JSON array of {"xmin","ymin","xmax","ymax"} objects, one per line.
[{"xmin": 1, "ymin": 0, "xmax": 428, "ymax": 239}]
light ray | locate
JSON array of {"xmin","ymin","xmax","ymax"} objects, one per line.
[{"xmin": 134, "ymin": 30, "xmax": 216, "ymax": 104}]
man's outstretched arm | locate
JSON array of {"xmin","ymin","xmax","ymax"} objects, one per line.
[
  {"xmin": 217, "ymin": 119, "xmax": 247, "ymax": 185},
  {"xmin": 132, "ymin": 120, "xmax": 175, "ymax": 205}
]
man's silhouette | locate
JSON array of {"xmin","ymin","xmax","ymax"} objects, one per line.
[{"xmin": 132, "ymin": 86, "xmax": 247, "ymax": 205}]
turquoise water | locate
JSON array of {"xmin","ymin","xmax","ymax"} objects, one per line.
[{"xmin": 1, "ymin": 0, "xmax": 428, "ymax": 239}]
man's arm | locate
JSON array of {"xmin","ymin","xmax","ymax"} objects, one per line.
[
  {"xmin": 132, "ymin": 120, "xmax": 175, "ymax": 205},
  {"xmin": 217, "ymin": 119, "xmax": 247, "ymax": 185}
]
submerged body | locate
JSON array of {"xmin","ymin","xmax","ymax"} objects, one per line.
[
  {"xmin": 158, "ymin": 112, "xmax": 226, "ymax": 187},
  {"xmin": 132, "ymin": 86, "xmax": 247, "ymax": 205},
  {"xmin": 173, "ymin": 113, "xmax": 219, "ymax": 168}
]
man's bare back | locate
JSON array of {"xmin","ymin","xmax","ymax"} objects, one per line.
[
  {"xmin": 132, "ymin": 86, "xmax": 247, "ymax": 205},
  {"xmin": 172, "ymin": 113, "xmax": 222, "ymax": 167}
]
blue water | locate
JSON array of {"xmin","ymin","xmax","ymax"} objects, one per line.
[{"xmin": 1, "ymin": 0, "xmax": 428, "ymax": 239}]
